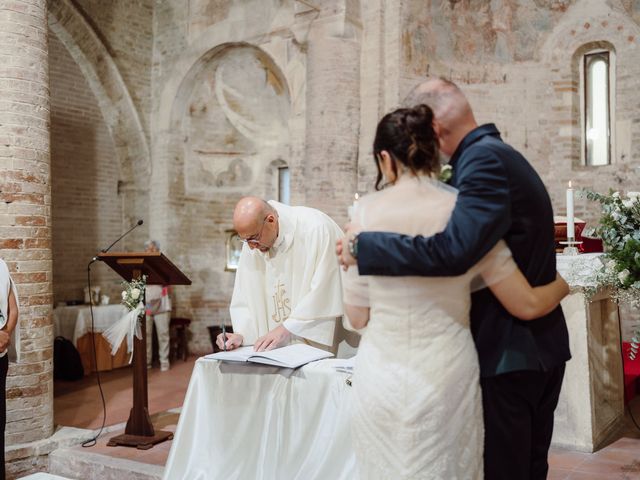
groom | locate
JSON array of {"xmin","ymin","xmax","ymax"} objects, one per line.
[{"xmin": 339, "ymin": 78, "xmax": 570, "ymax": 480}]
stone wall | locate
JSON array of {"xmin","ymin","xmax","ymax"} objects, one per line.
[
  {"xmin": 150, "ymin": 0, "xmax": 362, "ymax": 354},
  {"xmin": 0, "ymin": 0, "xmax": 54, "ymax": 465},
  {"xmin": 49, "ymin": 32, "xmax": 123, "ymax": 304}
]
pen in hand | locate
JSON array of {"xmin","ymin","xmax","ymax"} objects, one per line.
[{"xmin": 221, "ymin": 323, "xmax": 227, "ymax": 352}]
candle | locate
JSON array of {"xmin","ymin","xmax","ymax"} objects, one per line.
[
  {"xmin": 347, "ymin": 193, "xmax": 359, "ymax": 220},
  {"xmin": 566, "ymin": 181, "xmax": 575, "ymax": 241}
]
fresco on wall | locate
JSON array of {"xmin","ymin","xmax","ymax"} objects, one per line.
[
  {"xmin": 402, "ymin": 0, "xmax": 579, "ymax": 74},
  {"xmin": 621, "ymin": 0, "xmax": 640, "ymax": 26},
  {"xmin": 182, "ymin": 45, "xmax": 290, "ymax": 195},
  {"xmin": 187, "ymin": 0, "xmax": 293, "ymax": 42}
]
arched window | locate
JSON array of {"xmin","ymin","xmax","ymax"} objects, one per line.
[
  {"xmin": 583, "ymin": 49, "xmax": 612, "ymax": 166},
  {"xmin": 277, "ymin": 165, "xmax": 290, "ymax": 205}
]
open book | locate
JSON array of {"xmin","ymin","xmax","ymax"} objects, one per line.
[{"xmin": 205, "ymin": 343, "xmax": 333, "ymax": 369}]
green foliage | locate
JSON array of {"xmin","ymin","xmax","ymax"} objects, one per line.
[
  {"xmin": 121, "ymin": 275, "xmax": 146, "ymax": 312},
  {"xmin": 585, "ymin": 189, "xmax": 640, "ymax": 359}
]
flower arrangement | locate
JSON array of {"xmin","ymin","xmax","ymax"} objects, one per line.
[
  {"xmin": 101, "ymin": 275, "xmax": 147, "ymax": 362},
  {"xmin": 585, "ymin": 189, "xmax": 640, "ymax": 358},
  {"xmin": 121, "ymin": 276, "xmax": 146, "ymax": 313},
  {"xmin": 439, "ymin": 164, "xmax": 453, "ymax": 183}
]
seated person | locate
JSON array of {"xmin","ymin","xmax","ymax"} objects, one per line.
[{"xmin": 217, "ymin": 197, "xmax": 349, "ymax": 353}]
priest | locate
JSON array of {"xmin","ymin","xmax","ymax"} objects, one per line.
[{"xmin": 217, "ymin": 197, "xmax": 345, "ymax": 352}]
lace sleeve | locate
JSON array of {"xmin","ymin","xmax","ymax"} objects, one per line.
[
  {"xmin": 342, "ymin": 200, "xmax": 370, "ymax": 307},
  {"xmin": 342, "ymin": 266, "xmax": 370, "ymax": 307},
  {"xmin": 469, "ymin": 240, "xmax": 517, "ymax": 292}
]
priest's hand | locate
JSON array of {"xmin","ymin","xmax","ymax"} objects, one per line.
[
  {"xmin": 216, "ymin": 332, "xmax": 243, "ymax": 351},
  {"xmin": 254, "ymin": 325, "xmax": 291, "ymax": 352}
]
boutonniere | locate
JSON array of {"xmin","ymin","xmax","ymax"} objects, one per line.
[{"xmin": 439, "ymin": 165, "xmax": 453, "ymax": 183}]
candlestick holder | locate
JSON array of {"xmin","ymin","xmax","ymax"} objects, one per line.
[{"xmin": 560, "ymin": 237, "xmax": 582, "ymax": 256}]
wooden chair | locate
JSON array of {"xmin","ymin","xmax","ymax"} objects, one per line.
[{"xmin": 169, "ymin": 317, "xmax": 190, "ymax": 361}]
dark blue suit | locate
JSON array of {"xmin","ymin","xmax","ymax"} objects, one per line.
[{"xmin": 356, "ymin": 124, "xmax": 570, "ymax": 480}]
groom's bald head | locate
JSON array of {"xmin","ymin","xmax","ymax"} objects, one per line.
[{"xmin": 403, "ymin": 78, "xmax": 478, "ymax": 156}]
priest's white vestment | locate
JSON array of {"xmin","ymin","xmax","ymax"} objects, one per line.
[{"xmin": 230, "ymin": 201, "xmax": 344, "ymax": 348}]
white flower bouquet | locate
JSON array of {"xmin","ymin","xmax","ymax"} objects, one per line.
[{"xmin": 102, "ymin": 276, "xmax": 147, "ymax": 361}]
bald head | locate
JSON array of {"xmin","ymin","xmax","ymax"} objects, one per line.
[
  {"xmin": 233, "ymin": 197, "xmax": 273, "ymax": 231},
  {"xmin": 233, "ymin": 197, "xmax": 278, "ymax": 252},
  {"xmin": 402, "ymin": 78, "xmax": 478, "ymax": 156}
]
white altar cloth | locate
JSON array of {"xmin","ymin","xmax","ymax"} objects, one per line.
[
  {"xmin": 163, "ymin": 358, "xmax": 357, "ymax": 480},
  {"xmin": 53, "ymin": 304, "xmax": 127, "ymax": 346},
  {"xmin": 553, "ymin": 252, "xmax": 624, "ymax": 451}
]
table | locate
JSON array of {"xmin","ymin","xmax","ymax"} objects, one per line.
[
  {"xmin": 163, "ymin": 358, "xmax": 357, "ymax": 480},
  {"xmin": 553, "ymin": 253, "xmax": 625, "ymax": 452},
  {"xmin": 53, "ymin": 304, "xmax": 129, "ymax": 374}
]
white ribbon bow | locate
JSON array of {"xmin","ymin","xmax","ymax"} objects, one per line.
[{"xmin": 102, "ymin": 301, "xmax": 144, "ymax": 363}]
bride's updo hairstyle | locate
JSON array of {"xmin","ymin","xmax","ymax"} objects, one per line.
[{"xmin": 373, "ymin": 104, "xmax": 439, "ymax": 190}]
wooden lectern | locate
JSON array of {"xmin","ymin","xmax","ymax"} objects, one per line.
[{"xmin": 98, "ymin": 252, "xmax": 191, "ymax": 450}]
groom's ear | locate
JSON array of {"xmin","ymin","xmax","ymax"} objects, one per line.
[{"xmin": 432, "ymin": 119, "xmax": 443, "ymax": 138}]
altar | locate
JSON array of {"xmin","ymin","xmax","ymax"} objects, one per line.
[
  {"xmin": 552, "ymin": 253, "xmax": 625, "ymax": 452},
  {"xmin": 53, "ymin": 304, "xmax": 129, "ymax": 374},
  {"xmin": 163, "ymin": 358, "xmax": 357, "ymax": 480}
]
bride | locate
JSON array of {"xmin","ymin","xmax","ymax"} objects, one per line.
[{"xmin": 342, "ymin": 104, "xmax": 568, "ymax": 479}]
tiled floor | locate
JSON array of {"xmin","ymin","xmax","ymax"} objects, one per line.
[
  {"xmin": 54, "ymin": 356, "xmax": 196, "ymax": 429},
  {"xmin": 548, "ymin": 398, "xmax": 640, "ymax": 479},
  {"xmin": 55, "ymin": 360, "xmax": 640, "ymax": 477},
  {"xmin": 68, "ymin": 410, "xmax": 180, "ymax": 467}
]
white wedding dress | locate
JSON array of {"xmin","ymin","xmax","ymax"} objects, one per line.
[{"xmin": 344, "ymin": 175, "xmax": 515, "ymax": 480}]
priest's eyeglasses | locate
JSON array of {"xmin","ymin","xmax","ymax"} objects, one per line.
[{"xmin": 239, "ymin": 216, "xmax": 268, "ymax": 245}]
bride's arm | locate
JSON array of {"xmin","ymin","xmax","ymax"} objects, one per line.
[
  {"xmin": 488, "ymin": 271, "xmax": 569, "ymax": 321},
  {"xmin": 344, "ymin": 304, "xmax": 370, "ymax": 329}
]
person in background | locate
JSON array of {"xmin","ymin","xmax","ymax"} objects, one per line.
[
  {"xmin": 144, "ymin": 240, "xmax": 172, "ymax": 372},
  {"xmin": 0, "ymin": 258, "xmax": 18, "ymax": 480}
]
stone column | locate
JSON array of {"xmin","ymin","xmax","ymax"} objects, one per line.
[
  {"xmin": 301, "ymin": 0, "xmax": 361, "ymax": 224},
  {"xmin": 0, "ymin": 0, "xmax": 54, "ymax": 451}
]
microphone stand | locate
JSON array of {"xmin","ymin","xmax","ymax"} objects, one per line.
[{"xmin": 82, "ymin": 219, "xmax": 144, "ymax": 447}]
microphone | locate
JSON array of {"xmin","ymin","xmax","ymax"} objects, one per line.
[{"xmin": 95, "ymin": 219, "xmax": 144, "ymax": 259}]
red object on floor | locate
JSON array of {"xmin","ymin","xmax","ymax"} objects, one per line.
[{"xmin": 622, "ymin": 342, "xmax": 640, "ymax": 404}]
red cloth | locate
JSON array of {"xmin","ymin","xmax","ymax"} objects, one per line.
[{"xmin": 623, "ymin": 342, "xmax": 640, "ymax": 404}]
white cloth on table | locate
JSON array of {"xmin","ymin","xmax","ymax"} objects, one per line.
[
  {"xmin": 53, "ymin": 304, "xmax": 128, "ymax": 346},
  {"xmin": 163, "ymin": 357, "xmax": 357, "ymax": 480},
  {"xmin": 230, "ymin": 200, "xmax": 345, "ymax": 347},
  {"xmin": 344, "ymin": 175, "xmax": 517, "ymax": 480},
  {"xmin": 556, "ymin": 252, "xmax": 604, "ymax": 288}
]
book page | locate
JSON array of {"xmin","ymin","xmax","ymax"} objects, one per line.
[
  {"xmin": 248, "ymin": 344, "xmax": 333, "ymax": 369},
  {"xmin": 205, "ymin": 346, "xmax": 255, "ymax": 362}
]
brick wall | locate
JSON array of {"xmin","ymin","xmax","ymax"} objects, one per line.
[
  {"xmin": 150, "ymin": 0, "xmax": 321, "ymax": 354},
  {"xmin": 49, "ymin": 32, "xmax": 123, "ymax": 304},
  {"xmin": 73, "ymin": 0, "xmax": 154, "ymax": 142},
  {"xmin": 0, "ymin": 0, "xmax": 54, "ymax": 454}
]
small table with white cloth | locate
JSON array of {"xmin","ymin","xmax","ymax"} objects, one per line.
[
  {"xmin": 163, "ymin": 357, "xmax": 357, "ymax": 480},
  {"xmin": 53, "ymin": 304, "xmax": 129, "ymax": 374}
]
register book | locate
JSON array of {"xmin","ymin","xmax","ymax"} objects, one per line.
[{"xmin": 205, "ymin": 343, "xmax": 333, "ymax": 369}]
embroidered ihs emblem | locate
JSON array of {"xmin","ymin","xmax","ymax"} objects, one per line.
[{"xmin": 271, "ymin": 281, "xmax": 291, "ymax": 323}]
